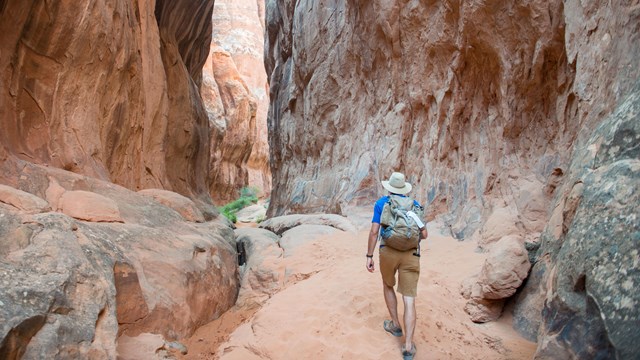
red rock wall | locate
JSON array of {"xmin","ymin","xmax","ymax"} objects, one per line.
[
  {"xmin": 0, "ymin": 0, "xmax": 274, "ymax": 356},
  {"xmin": 265, "ymin": 0, "xmax": 640, "ymax": 356},
  {"xmin": 265, "ymin": 0, "xmax": 573, "ymax": 235},
  {"xmin": 204, "ymin": 0, "xmax": 271, "ymax": 203},
  {"xmin": 0, "ymin": 0, "xmax": 213, "ymax": 203},
  {"xmin": 513, "ymin": 2, "xmax": 640, "ymax": 357}
]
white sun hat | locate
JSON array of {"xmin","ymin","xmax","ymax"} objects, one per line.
[{"xmin": 381, "ymin": 172, "xmax": 412, "ymax": 195}]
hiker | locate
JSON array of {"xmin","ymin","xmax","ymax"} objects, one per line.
[{"xmin": 366, "ymin": 172, "xmax": 428, "ymax": 360}]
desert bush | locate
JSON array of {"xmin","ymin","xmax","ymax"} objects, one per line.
[{"xmin": 219, "ymin": 187, "xmax": 259, "ymax": 223}]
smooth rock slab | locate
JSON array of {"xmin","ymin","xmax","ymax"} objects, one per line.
[
  {"xmin": 259, "ymin": 214, "xmax": 356, "ymax": 235},
  {"xmin": 236, "ymin": 204, "xmax": 267, "ymax": 223},
  {"xmin": 59, "ymin": 190, "xmax": 123, "ymax": 223},
  {"xmin": 138, "ymin": 189, "xmax": 205, "ymax": 223},
  {"xmin": 0, "ymin": 184, "xmax": 50, "ymax": 214}
]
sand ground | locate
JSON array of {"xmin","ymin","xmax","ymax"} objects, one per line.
[{"xmin": 180, "ymin": 221, "xmax": 536, "ymax": 359}]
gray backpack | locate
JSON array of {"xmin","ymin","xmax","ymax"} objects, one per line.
[{"xmin": 380, "ymin": 195, "xmax": 424, "ymax": 251}]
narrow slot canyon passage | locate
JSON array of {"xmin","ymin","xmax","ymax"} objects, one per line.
[
  {"xmin": 0, "ymin": 0, "xmax": 638, "ymax": 359},
  {"xmin": 179, "ymin": 218, "xmax": 536, "ymax": 359}
]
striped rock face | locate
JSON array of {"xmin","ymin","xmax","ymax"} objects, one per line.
[
  {"xmin": 264, "ymin": 0, "xmax": 640, "ymax": 357},
  {"xmin": 0, "ymin": 0, "xmax": 214, "ymax": 201},
  {"xmin": 0, "ymin": 1, "xmax": 249, "ymax": 357},
  {"xmin": 204, "ymin": 0, "xmax": 271, "ymax": 203}
]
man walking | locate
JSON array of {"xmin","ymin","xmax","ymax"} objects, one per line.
[{"xmin": 366, "ymin": 172, "xmax": 427, "ymax": 360}]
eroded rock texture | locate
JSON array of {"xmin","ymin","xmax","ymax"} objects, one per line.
[
  {"xmin": 0, "ymin": 160, "xmax": 239, "ymax": 359},
  {"xmin": 204, "ymin": 0, "xmax": 271, "ymax": 202},
  {"xmin": 266, "ymin": 0, "xmax": 639, "ymax": 357},
  {"xmin": 0, "ymin": 0, "xmax": 249, "ymax": 357},
  {"xmin": 521, "ymin": 82, "xmax": 640, "ymax": 359},
  {"xmin": 0, "ymin": 0, "xmax": 213, "ymax": 204},
  {"xmin": 266, "ymin": 0, "xmax": 575, "ymax": 226}
]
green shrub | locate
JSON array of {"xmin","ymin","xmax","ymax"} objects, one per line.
[
  {"xmin": 219, "ymin": 187, "xmax": 260, "ymax": 223},
  {"xmin": 221, "ymin": 208, "xmax": 237, "ymax": 223},
  {"xmin": 240, "ymin": 186, "xmax": 259, "ymax": 199}
]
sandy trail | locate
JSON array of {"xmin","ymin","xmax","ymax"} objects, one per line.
[{"xmin": 181, "ymin": 221, "xmax": 535, "ymax": 359}]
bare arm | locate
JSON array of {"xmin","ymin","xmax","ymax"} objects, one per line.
[
  {"xmin": 366, "ymin": 223, "xmax": 380, "ymax": 272},
  {"xmin": 420, "ymin": 227, "xmax": 428, "ymax": 241}
]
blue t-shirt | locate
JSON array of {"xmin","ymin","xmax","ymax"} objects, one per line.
[{"xmin": 371, "ymin": 194, "xmax": 421, "ymax": 224}]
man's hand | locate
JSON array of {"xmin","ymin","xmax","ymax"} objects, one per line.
[
  {"xmin": 420, "ymin": 227, "xmax": 428, "ymax": 241},
  {"xmin": 366, "ymin": 257, "xmax": 375, "ymax": 272}
]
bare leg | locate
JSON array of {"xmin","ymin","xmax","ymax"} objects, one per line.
[
  {"xmin": 383, "ymin": 283, "xmax": 401, "ymax": 328},
  {"xmin": 403, "ymin": 295, "xmax": 416, "ymax": 350}
]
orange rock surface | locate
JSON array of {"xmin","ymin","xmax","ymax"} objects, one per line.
[
  {"xmin": 0, "ymin": 0, "xmax": 218, "ymax": 203},
  {"xmin": 0, "ymin": 161, "xmax": 239, "ymax": 358},
  {"xmin": 264, "ymin": 0, "xmax": 639, "ymax": 357},
  {"xmin": 204, "ymin": 0, "xmax": 271, "ymax": 202},
  {"xmin": 0, "ymin": 1, "xmax": 242, "ymax": 358}
]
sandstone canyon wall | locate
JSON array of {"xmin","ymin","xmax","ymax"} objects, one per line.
[
  {"xmin": 265, "ymin": 0, "xmax": 639, "ymax": 358},
  {"xmin": 0, "ymin": 0, "xmax": 216, "ymax": 206},
  {"xmin": 0, "ymin": 0, "xmax": 245, "ymax": 358},
  {"xmin": 203, "ymin": 0, "xmax": 271, "ymax": 202},
  {"xmin": 266, "ymin": 0, "xmax": 576, "ymax": 228}
]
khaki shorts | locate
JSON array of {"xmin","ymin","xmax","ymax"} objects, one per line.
[{"xmin": 379, "ymin": 245, "xmax": 420, "ymax": 297}]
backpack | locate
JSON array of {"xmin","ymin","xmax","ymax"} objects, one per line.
[{"xmin": 379, "ymin": 195, "xmax": 424, "ymax": 251}]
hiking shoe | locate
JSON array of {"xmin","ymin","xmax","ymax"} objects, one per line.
[
  {"xmin": 401, "ymin": 343, "xmax": 417, "ymax": 360},
  {"xmin": 383, "ymin": 320, "xmax": 403, "ymax": 337}
]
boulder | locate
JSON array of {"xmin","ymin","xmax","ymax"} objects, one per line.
[
  {"xmin": 235, "ymin": 204, "xmax": 267, "ymax": 223},
  {"xmin": 138, "ymin": 189, "xmax": 205, "ymax": 223},
  {"xmin": 59, "ymin": 190, "xmax": 123, "ymax": 223},
  {"xmin": 235, "ymin": 228, "xmax": 284, "ymax": 307},
  {"xmin": 259, "ymin": 214, "xmax": 356, "ymax": 235},
  {"xmin": 0, "ymin": 162, "xmax": 240, "ymax": 358},
  {"xmin": 477, "ymin": 235, "xmax": 531, "ymax": 300},
  {"xmin": 461, "ymin": 274, "xmax": 504, "ymax": 322},
  {"xmin": 0, "ymin": 184, "xmax": 50, "ymax": 214},
  {"xmin": 462, "ymin": 235, "xmax": 530, "ymax": 322},
  {"xmin": 464, "ymin": 298, "xmax": 506, "ymax": 324}
]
